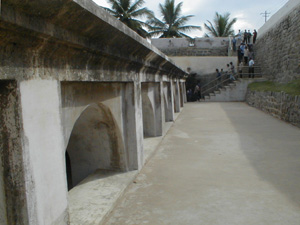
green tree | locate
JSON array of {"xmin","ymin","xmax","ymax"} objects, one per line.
[
  {"xmin": 147, "ymin": 0, "xmax": 201, "ymax": 38},
  {"xmin": 204, "ymin": 12, "xmax": 237, "ymax": 37},
  {"xmin": 103, "ymin": 0, "xmax": 153, "ymax": 38}
]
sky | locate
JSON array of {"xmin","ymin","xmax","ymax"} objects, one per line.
[{"xmin": 94, "ymin": 0, "xmax": 290, "ymax": 37}]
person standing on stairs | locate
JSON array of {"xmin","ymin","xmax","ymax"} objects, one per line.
[
  {"xmin": 253, "ymin": 29, "xmax": 257, "ymax": 44},
  {"xmin": 232, "ymin": 37, "xmax": 237, "ymax": 51},
  {"xmin": 247, "ymin": 30, "xmax": 252, "ymax": 43},
  {"xmin": 243, "ymin": 30, "xmax": 248, "ymax": 44},
  {"xmin": 249, "ymin": 58, "xmax": 255, "ymax": 78},
  {"xmin": 230, "ymin": 62, "xmax": 236, "ymax": 81}
]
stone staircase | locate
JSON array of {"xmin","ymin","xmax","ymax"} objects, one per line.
[
  {"xmin": 240, "ymin": 66, "xmax": 262, "ymax": 78},
  {"xmin": 204, "ymin": 78, "xmax": 267, "ymax": 102}
]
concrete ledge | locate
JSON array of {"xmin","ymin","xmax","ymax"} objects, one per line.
[{"xmin": 0, "ymin": 0, "xmax": 186, "ymax": 81}]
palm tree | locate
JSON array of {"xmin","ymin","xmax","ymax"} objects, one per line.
[
  {"xmin": 147, "ymin": 0, "xmax": 201, "ymax": 38},
  {"xmin": 204, "ymin": 12, "xmax": 237, "ymax": 37},
  {"xmin": 103, "ymin": 0, "xmax": 153, "ymax": 38}
]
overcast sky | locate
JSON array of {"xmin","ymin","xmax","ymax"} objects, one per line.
[{"xmin": 94, "ymin": 0, "xmax": 290, "ymax": 37}]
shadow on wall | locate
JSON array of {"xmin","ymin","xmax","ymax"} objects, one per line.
[
  {"xmin": 220, "ymin": 103, "xmax": 300, "ymax": 208},
  {"xmin": 65, "ymin": 103, "xmax": 126, "ymax": 190}
]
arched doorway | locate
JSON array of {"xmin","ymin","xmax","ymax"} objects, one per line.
[{"xmin": 65, "ymin": 103, "xmax": 126, "ymax": 189}]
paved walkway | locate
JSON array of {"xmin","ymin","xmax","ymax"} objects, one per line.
[{"xmin": 103, "ymin": 102, "xmax": 300, "ymax": 225}]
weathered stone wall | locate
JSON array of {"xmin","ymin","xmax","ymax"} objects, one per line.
[
  {"xmin": 151, "ymin": 38, "xmax": 229, "ymax": 57},
  {"xmin": 246, "ymin": 90, "xmax": 300, "ymax": 127},
  {"xmin": 255, "ymin": 2, "xmax": 300, "ymax": 83},
  {"xmin": 170, "ymin": 56, "xmax": 237, "ymax": 79},
  {"xmin": 159, "ymin": 47, "xmax": 228, "ymax": 56},
  {"xmin": 0, "ymin": 81, "xmax": 28, "ymax": 225}
]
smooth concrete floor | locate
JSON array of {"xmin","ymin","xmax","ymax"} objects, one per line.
[{"xmin": 103, "ymin": 102, "xmax": 300, "ymax": 225}]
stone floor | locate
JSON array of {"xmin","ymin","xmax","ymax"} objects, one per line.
[{"xmin": 103, "ymin": 102, "xmax": 300, "ymax": 225}]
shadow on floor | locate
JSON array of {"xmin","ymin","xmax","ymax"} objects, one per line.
[{"xmin": 220, "ymin": 102, "xmax": 300, "ymax": 207}]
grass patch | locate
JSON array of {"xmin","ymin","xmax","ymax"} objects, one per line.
[{"xmin": 248, "ymin": 80, "xmax": 300, "ymax": 96}]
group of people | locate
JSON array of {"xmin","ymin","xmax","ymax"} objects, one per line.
[
  {"xmin": 236, "ymin": 29, "xmax": 257, "ymax": 44},
  {"xmin": 235, "ymin": 29, "xmax": 257, "ymax": 78},
  {"xmin": 187, "ymin": 29, "xmax": 258, "ymax": 101},
  {"xmin": 216, "ymin": 61, "xmax": 236, "ymax": 85},
  {"xmin": 237, "ymin": 42, "xmax": 255, "ymax": 78},
  {"xmin": 238, "ymin": 42, "xmax": 253, "ymax": 65}
]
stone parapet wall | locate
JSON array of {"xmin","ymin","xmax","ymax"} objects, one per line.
[
  {"xmin": 151, "ymin": 37, "xmax": 229, "ymax": 57},
  {"xmin": 255, "ymin": 2, "xmax": 300, "ymax": 83},
  {"xmin": 159, "ymin": 47, "xmax": 228, "ymax": 56},
  {"xmin": 246, "ymin": 90, "xmax": 300, "ymax": 127}
]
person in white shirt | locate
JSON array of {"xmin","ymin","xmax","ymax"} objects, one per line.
[{"xmin": 248, "ymin": 58, "xmax": 255, "ymax": 78}]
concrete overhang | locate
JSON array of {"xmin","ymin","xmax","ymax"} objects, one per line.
[{"xmin": 0, "ymin": 0, "xmax": 187, "ymax": 80}]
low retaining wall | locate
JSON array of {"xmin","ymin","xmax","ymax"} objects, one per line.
[{"xmin": 246, "ymin": 90, "xmax": 300, "ymax": 127}]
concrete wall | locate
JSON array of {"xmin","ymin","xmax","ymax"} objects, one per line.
[
  {"xmin": 246, "ymin": 90, "xmax": 300, "ymax": 128},
  {"xmin": 255, "ymin": 0, "xmax": 300, "ymax": 83},
  {"xmin": 151, "ymin": 37, "xmax": 230, "ymax": 48},
  {"xmin": 151, "ymin": 38, "xmax": 230, "ymax": 57},
  {"xmin": 170, "ymin": 56, "xmax": 237, "ymax": 75}
]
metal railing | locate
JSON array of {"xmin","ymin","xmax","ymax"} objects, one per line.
[{"xmin": 200, "ymin": 66, "xmax": 262, "ymax": 99}]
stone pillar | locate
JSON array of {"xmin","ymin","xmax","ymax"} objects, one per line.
[
  {"xmin": 123, "ymin": 81, "xmax": 144, "ymax": 170},
  {"xmin": 19, "ymin": 79, "xmax": 68, "ymax": 225},
  {"xmin": 179, "ymin": 81, "xmax": 184, "ymax": 107},
  {"xmin": 141, "ymin": 82, "xmax": 162, "ymax": 137},
  {"xmin": 173, "ymin": 80, "xmax": 180, "ymax": 113},
  {"xmin": 163, "ymin": 82, "xmax": 174, "ymax": 122},
  {"xmin": 182, "ymin": 81, "xmax": 187, "ymax": 103},
  {"xmin": 154, "ymin": 82, "xmax": 163, "ymax": 136},
  {"xmin": 159, "ymin": 79, "xmax": 166, "ymax": 130}
]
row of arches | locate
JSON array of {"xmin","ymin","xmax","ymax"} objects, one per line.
[{"xmin": 64, "ymin": 81, "xmax": 184, "ymax": 191}]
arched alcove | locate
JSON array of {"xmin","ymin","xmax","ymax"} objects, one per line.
[{"xmin": 65, "ymin": 103, "xmax": 125, "ymax": 188}]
